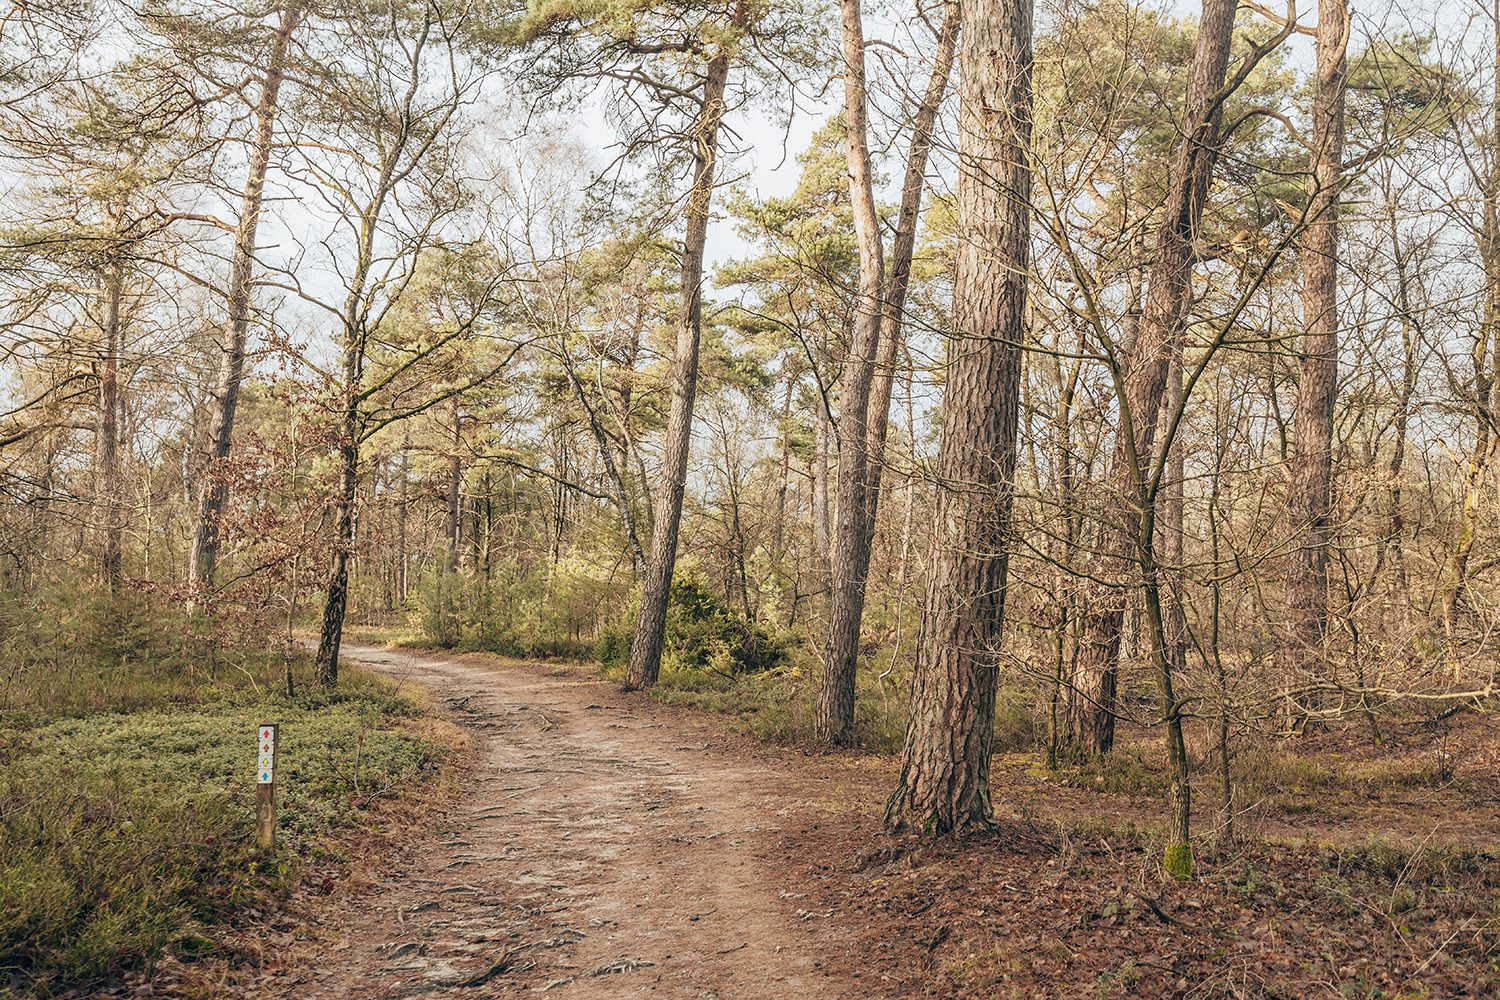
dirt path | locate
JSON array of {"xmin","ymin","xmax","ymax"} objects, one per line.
[{"xmin": 273, "ymin": 643, "xmax": 867, "ymax": 999}]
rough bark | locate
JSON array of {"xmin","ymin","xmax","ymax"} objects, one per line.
[
  {"xmin": 188, "ymin": 2, "xmax": 301, "ymax": 595},
  {"xmin": 818, "ymin": 0, "xmax": 959, "ymax": 743},
  {"xmin": 886, "ymin": 0, "xmax": 1031, "ymax": 834},
  {"xmin": 625, "ymin": 40, "xmax": 734, "ymax": 691},
  {"xmin": 1066, "ymin": 0, "xmax": 1241, "ymax": 756},
  {"xmin": 816, "ymin": 0, "xmax": 887, "ymax": 743},
  {"xmin": 1285, "ymin": 0, "xmax": 1348, "ymax": 685}
]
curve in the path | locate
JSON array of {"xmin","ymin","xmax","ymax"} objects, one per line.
[{"xmin": 276, "ymin": 643, "xmax": 864, "ymax": 1000}]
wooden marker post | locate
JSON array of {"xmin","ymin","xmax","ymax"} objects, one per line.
[{"xmin": 256, "ymin": 723, "xmax": 279, "ymax": 850}]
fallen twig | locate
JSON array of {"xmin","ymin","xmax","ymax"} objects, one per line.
[{"xmin": 1130, "ymin": 890, "xmax": 1200, "ymax": 932}]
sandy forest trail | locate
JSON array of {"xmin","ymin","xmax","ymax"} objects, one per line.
[{"xmin": 273, "ymin": 643, "xmax": 868, "ymax": 999}]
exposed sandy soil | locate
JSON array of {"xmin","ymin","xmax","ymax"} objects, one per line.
[
  {"xmin": 266, "ymin": 643, "xmax": 874, "ymax": 999},
  {"xmin": 250, "ymin": 643, "xmax": 1500, "ymax": 999}
]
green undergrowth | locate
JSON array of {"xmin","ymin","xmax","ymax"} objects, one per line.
[
  {"xmin": 598, "ymin": 651, "xmax": 1038, "ymax": 756},
  {"xmin": 363, "ymin": 584, "xmax": 1049, "ymax": 761},
  {"xmin": 0, "ymin": 588, "xmax": 452, "ymax": 997},
  {"xmin": 410, "ymin": 563, "xmax": 614, "ymax": 660},
  {"xmin": 640, "ymin": 661, "xmax": 909, "ymax": 751}
]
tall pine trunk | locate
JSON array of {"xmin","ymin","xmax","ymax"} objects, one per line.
[
  {"xmin": 1285, "ymin": 0, "xmax": 1348, "ymax": 687},
  {"xmin": 1066, "ymin": 0, "xmax": 1240, "ymax": 756},
  {"xmin": 886, "ymin": 0, "xmax": 1031, "ymax": 834},
  {"xmin": 189, "ymin": 2, "xmax": 301, "ymax": 595},
  {"xmin": 626, "ymin": 44, "xmax": 734, "ymax": 690},
  {"xmin": 816, "ymin": 0, "xmax": 887, "ymax": 742},
  {"xmin": 818, "ymin": 0, "xmax": 959, "ymax": 742}
]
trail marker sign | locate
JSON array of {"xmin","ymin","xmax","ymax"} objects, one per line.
[{"xmin": 256, "ymin": 723, "xmax": 279, "ymax": 850}]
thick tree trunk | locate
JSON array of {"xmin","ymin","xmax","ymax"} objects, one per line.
[
  {"xmin": 626, "ymin": 44, "xmax": 733, "ymax": 691},
  {"xmin": 886, "ymin": 0, "xmax": 1031, "ymax": 834},
  {"xmin": 1066, "ymin": 0, "xmax": 1239, "ymax": 756},
  {"xmin": 1285, "ymin": 0, "xmax": 1348, "ymax": 686},
  {"xmin": 819, "ymin": 0, "xmax": 959, "ymax": 743},
  {"xmin": 97, "ymin": 262, "xmax": 125, "ymax": 591},
  {"xmin": 189, "ymin": 2, "xmax": 301, "ymax": 595},
  {"xmin": 816, "ymin": 0, "xmax": 887, "ymax": 743}
]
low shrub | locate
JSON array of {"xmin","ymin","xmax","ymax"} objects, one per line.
[
  {"xmin": 594, "ymin": 625, "xmax": 631, "ymax": 668},
  {"xmin": 663, "ymin": 578, "xmax": 788, "ymax": 676},
  {"xmin": 412, "ymin": 562, "xmax": 624, "ymax": 660}
]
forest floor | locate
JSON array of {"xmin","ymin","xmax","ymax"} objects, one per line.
[{"xmin": 261, "ymin": 643, "xmax": 1500, "ymax": 999}]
